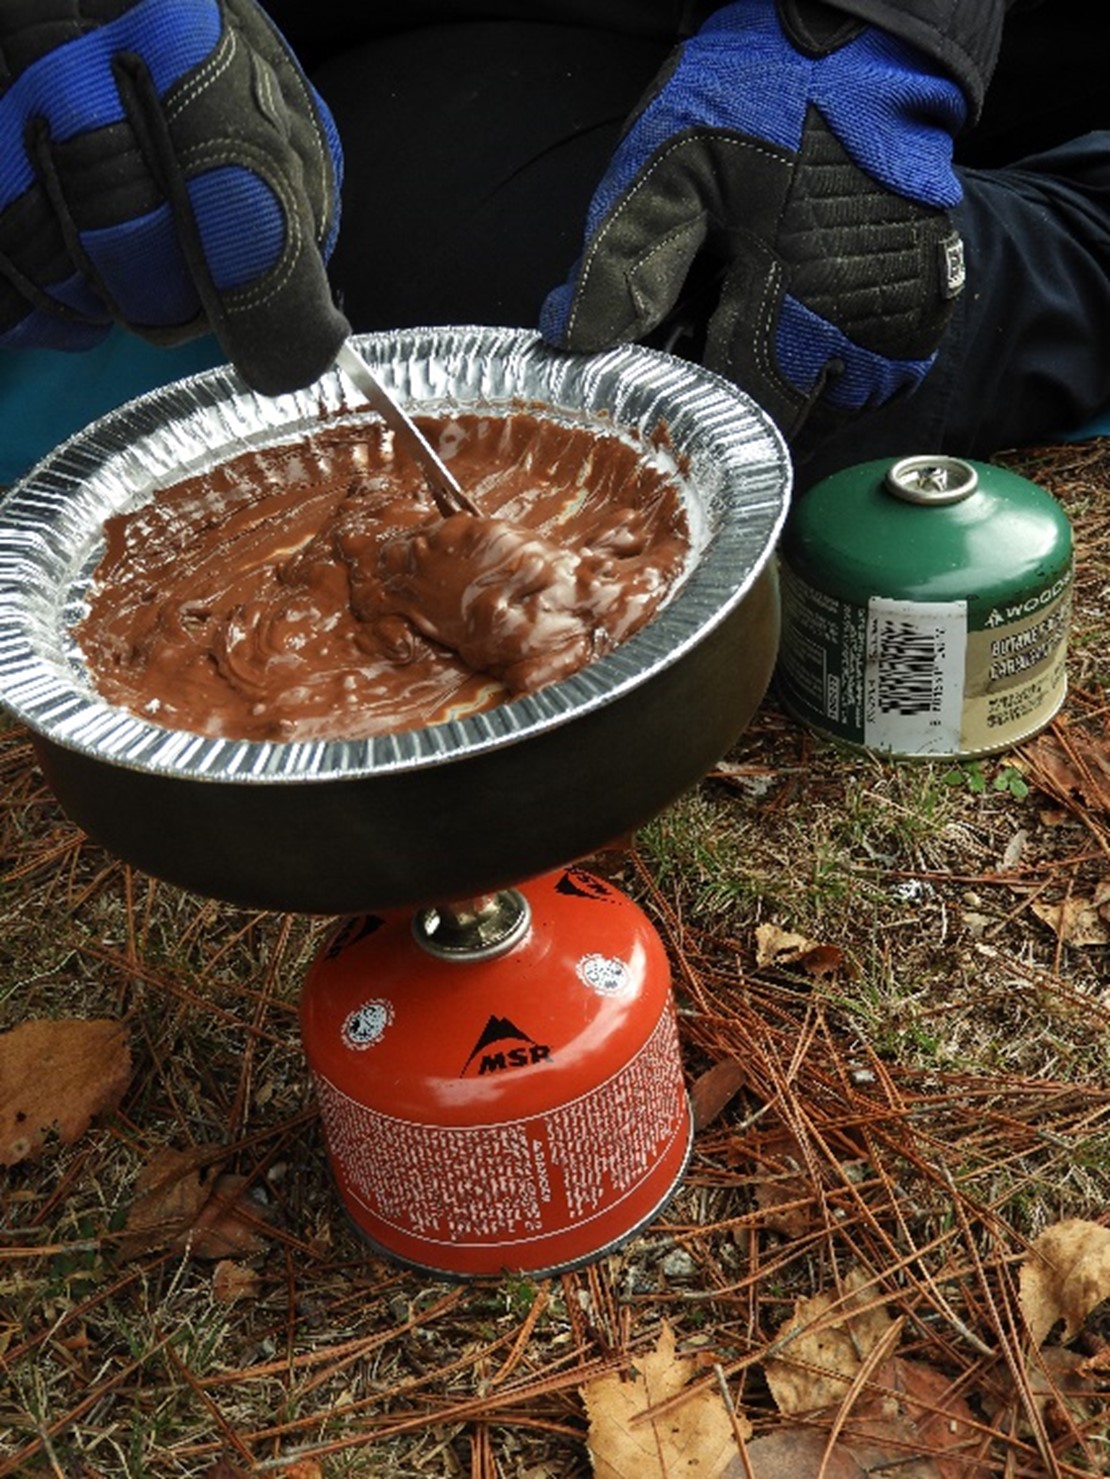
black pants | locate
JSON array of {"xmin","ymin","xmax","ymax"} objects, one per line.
[{"xmin": 310, "ymin": 8, "xmax": 1110, "ymax": 486}]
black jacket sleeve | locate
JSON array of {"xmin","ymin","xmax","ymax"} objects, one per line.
[
  {"xmin": 266, "ymin": 0, "xmax": 1033, "ymax": 120},
  {"xmin": 810, "ymin": 0, "xmax": 1027, "ymax": 118}
]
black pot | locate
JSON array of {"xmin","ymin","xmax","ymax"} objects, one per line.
[{"xmin": 0, "ymin": 328, "xmax": 790, "ymax": 915}]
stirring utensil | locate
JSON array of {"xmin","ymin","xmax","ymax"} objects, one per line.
[{"xmin": 334, "ymin": 340, "xmax": 479, "ymax": 517}]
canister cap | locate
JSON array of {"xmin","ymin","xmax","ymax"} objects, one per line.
[
  {"xmin": 413, "ymin": 889, "xmax": 531, "ymax": 960},
  {"xmin": 885, "ymin": 455, "xmax": 978, "ymax": 506}
]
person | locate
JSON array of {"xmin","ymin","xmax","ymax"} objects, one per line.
[
  {"xmin": 0, "ymin": 1, "xmax": 1107, "ymax": 492},
  {"xmin": 0, "ymin": 0, "xmax": 344, "ymax": 483}
]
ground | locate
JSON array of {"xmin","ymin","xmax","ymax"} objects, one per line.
[{"xmin": 1, "ymin": 440, "xmax": 1109, "ymax": 1477}]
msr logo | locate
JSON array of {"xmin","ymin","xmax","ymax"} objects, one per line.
[
  {"xmin": 324, "ymin": 914, "xmax": 386, "ymax": 959},
  {"xmin": 461, "ymin": 1015, "xmax": 552, "ymax": 1077},
  {"xmin": 554, "ymin": 868, "xmax": 613, "ymax": 903}
]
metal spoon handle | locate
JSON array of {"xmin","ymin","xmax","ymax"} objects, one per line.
[{"xmin": 334, "ymin": 340, "xmax": 478, "ymax": 516}]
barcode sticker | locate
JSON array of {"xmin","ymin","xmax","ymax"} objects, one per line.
[{"xmin": 864, "ymin": 597, "xmax": 967, "ymax": 754}]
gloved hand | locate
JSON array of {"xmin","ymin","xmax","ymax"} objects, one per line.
[
  {"xmin": 0, "ymin": 0, "xmax": 348, "ymax": 395},
  {"xmin": 541, "ymin": 0, "xmax": 968, "ymax": 443}
]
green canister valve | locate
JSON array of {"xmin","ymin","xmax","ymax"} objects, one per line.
[{"xmin": 885, "ymin": 455, "xmax": 979, "ymax": 506}]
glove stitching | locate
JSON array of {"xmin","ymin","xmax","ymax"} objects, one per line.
[
  {"xmin": 232, "ymin": 0, "xmax": 329, "ymax": 200},
  {"xmin": 254, "ymin": 56, "xmax": 279, "ymax": 125},
  {"xmin": 164, "ymin": 26, "xmax": 236, "ymax": 122},
  {"xmin": 721, "ymin": 252, "xmax": 800, "ymax": 414},
  {"xmin": 623, "ymin": 222, "xmax": 709, "ymax": 329},
  {"xmin": 171, "ymin": 13, "xmax": 329, "ymax": 196},
  {"xmin": 566, "ymin": 132, "xmax": 790, "ymax": 341},
  {"xmin": 269, "ymin": 50, "xmax": 327, "ymax": 191},
  {"xmin": 750, "ymin": 270, "xmax": 783, "ymax": 391},
  {"xmin": 165, "ymin": 18, "xmax": 328, "ymax": 247},
  {"xmin": 179, "ymin": 140, "xmax": 303, "ymax": 314}
]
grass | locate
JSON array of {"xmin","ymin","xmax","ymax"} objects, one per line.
[{"xmin": 1, "ymin": 438, "xmax": 1110, "ymax": 1475}]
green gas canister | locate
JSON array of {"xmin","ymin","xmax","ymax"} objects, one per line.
[{"xmin": 776, "ymin": 455, "xmax": 1072, "ymax": 759}]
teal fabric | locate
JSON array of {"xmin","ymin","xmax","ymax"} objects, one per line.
[
  {"xmin": 1060, "ymin": 410, "xmax": 1110, "ymax": 442},
  {"xmin": 0, "ymin": 329, "xmax": 225, "ymax": 486}
]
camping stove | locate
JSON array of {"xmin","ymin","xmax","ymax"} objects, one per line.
[
  {"xmin": 300, "ymin": 866, "xmax": 689, "ymax": 1278},
  {"xmin": 0, "ymin": 327, "xmax": 790, "ymax": 1281}
]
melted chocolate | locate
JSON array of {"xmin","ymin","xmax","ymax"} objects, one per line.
[{"xmin": 76, "ymin": 410, "xmax": 690, "ymax": 742}]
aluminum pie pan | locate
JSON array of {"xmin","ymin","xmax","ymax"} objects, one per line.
[{"xmin": 0, "ymin": 325, "xmax": 790, "ymax": 785}]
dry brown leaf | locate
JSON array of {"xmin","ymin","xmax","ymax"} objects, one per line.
[
  {"xmin": 764, "ymin": 1269, "xmax": 896, "ymax": 1415},
  {"xmin": 1031, "ymin": 896, "xmax": 1109, "ymax": 947},
  {"xmin": 1033, "ymin": 1348, "xmax": 1106, "ymax": 1429},
  {"xmin": 731, "ymin": 1423, "xmax": 942, "ymax": 1478},
  {"xmin": 188, "ymin": 1173, "xmax": 270, "ymax": 1260},
  {"xmin": 1079, "ymin": 1345, "xmax": 1110, "ymax": 1376},
  {"xmin": 796, "ymin": 943, "xmax": 845, "ymax": 980},
  {"xmin": 690, "ymin": 1058, "xmax": 747, "ymax": 1132},
  {"xmin": 1022, "ymin": 726, "xmax": 1110, "ymax": 813},
  {"xmin": 117, "ymin": 1146, "xmax": 222, "ymax": 1259},
  {"xmin": 0, "ymin": 1017, "xmax": 131, "ymax": 1167},
  {"xmin": 754, "ymin": 1174, "xmax": 813, "ymax": 1239},
  {"xmin": 117, "ymin": 1147, "xmax": 270, "ymax": 1261},
  {"xmin": 582, "ymin": 1321, "xmax": 748, "ymax": 1476},
  {"xmin": 754, "ymin": 924, "xmax": 843, "ymax": 978},
  {"xmin": 854, "ymin": 1357, "xmax": 980, "ymax": 1477},
  {"xmin": 1022, "ymin": 735, "xmax": 1079, "ymax": 801},
  {"xmin": 736, "ymin": 1356, "xmax": 978, "ymax": 1478},
  {"xmin": 1019, "ymin": 1219, "xmax": 1110, "ymax": 1347},
  {"xmin": 212, "ymin": 1259, "xmax": 263, "ymax": 1304},
  {"xmin": 985, "ymin": 1345, "xmax": 1107, "ymax": 1443},
  {"xmin": 755, "ymin": 923, "xmax": 815, "ymax": 967}
]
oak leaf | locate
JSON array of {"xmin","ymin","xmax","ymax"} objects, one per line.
[
  {"xmin": 756, "ymin": 1327, "xmax": 978, "ymax": 1479},
  {"xmin": 850, "ymin": 1356, "xmax": 980, "ymax": 1477},
  {"xmin": 726, "ymin": 1356, "xmax": 979, "ymax": 1478},
  {"xmin": 1022, "ymin": 727, "xmax": 1110, "ymax": 813},
  {"xmin": 0, "ymin": 1018, "xmax": 131, "ymax": 1166},
  {"xmin": 582, "ymin": 1321, "xmax": 748, "ymax": 1476}
]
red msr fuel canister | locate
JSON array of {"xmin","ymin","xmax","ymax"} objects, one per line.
[{"xmin": 299, "ymin": 867, "xmax": 692, "ymax": 1278}]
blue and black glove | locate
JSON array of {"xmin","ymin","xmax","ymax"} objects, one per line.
[
  {"xmin": 0, "ymin": 0, "xmax": 348, "ymax": 395},
  {"xmin": 541, "ymin": 0, "xmax": 968, "ymax": 443}
]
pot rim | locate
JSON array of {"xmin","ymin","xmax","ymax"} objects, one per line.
[{"xmin": 0, "ymin": 326, "xmax": 790, "ymax": 784}]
